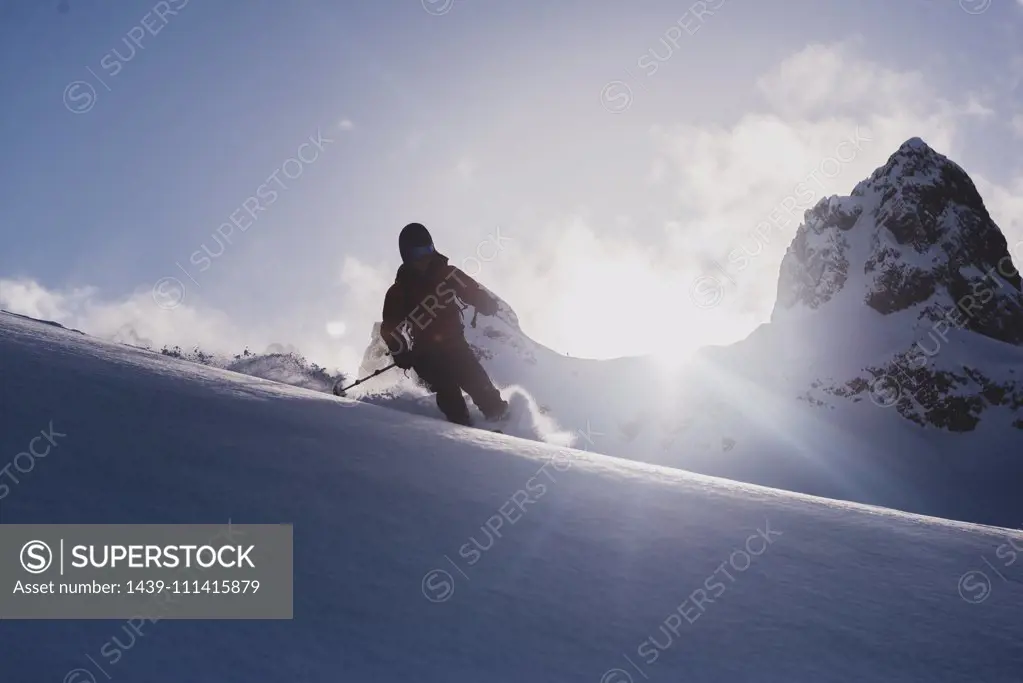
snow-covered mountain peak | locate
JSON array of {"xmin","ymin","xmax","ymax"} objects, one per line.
[
  {"xmin": 773, "ymin": 137, "xmax": 1023, "ymax": 346},
  {"xmin": 856, "ymin": 136, "xmax": 956, "ymax": 193},
  {"xmin": 764, "ymin": 138, "xmax": 1023, "ymax": 433}
]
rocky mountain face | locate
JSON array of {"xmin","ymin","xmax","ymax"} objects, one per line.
[
  {"xmin": 774, "ymin": 138, "xmax": 1023, "ymax": 431},
  {"xmin": 775, "ymin": 138, "xmax": 1023, "ymax": 338}
]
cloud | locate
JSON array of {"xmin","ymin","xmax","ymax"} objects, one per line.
[
  {"xmin": 340, "ymin": 255, "xmax": 390, "ymax": 294},
  {"xmin": 336, "ymin": 255, "xmax": 394, "ymax": 355},
  {"xmin": 338, "ymin": 119, "xmax": 355, "ymax": 131},
  {"xmin": 1012, "ymin": 113, "xmax": 1023, "ymax": 139},
  {"xmin": 974, "ymin": 173, "xmax": 1023, "ymax": 247},
  {"xmin": 0, "ymin": 279, "xmax": 96, "ymax": 322},
  {"xmin": 484, "ymin": 41, "xmax": 1018, "ymax": 358},
  {"xmin": 0, "ymin": 257, "xmax": 394, "ymax": 377},
  {"xmin": 963, "ymin": 95, "xmax": 995, "ymax": 118},
  {"xmin": 455, "ymin": 156, "xmax": 476, "ymax": 182},
  {"xmin": 639, "ymin": 42, "xmax": 985, "ymax": 305},
  {"xmin": 754, "ymin": 41, "xmax": 932, "ymax": 120},
  {"xmin": 0, "ymin": 278, "xmax": 251, "ymax": 353},
  {"xmin": 647, "ymin": 159, "xmax": 667, "ymax": 185}
]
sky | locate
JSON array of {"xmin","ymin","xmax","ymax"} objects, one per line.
[{"xmin": 1, "ymin": 0, "xmax": 1022, "ymax": 373}]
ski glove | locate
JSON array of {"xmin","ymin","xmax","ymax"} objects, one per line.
[{"xmin": 392, "ymin": 350, "xmax": 415, "ymax": 370}]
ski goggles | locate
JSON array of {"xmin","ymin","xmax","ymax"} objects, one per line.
[{"xmin": 406, "ymin": 243, "xmax": 435, "ymax": 261}]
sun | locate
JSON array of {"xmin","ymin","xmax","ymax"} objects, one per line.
[
  {"xmin": 512, "ymin": 235, "xmax": 760, "ymax": 367},
  {"xmin": 530, "ymin": 261, "xmax": 707, "ymax": 364}
]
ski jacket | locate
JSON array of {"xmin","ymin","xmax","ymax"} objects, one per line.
[{"xmin": 379, "ymin": 253, "xmax": 496, "ymax": 354}]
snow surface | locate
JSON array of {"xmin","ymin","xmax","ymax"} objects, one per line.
[{"xmin": 3, "ymin": 311, "xmax": 1023, "ymax": 682}]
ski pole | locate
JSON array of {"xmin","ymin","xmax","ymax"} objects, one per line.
[{"xmin": 332, "ymin": 362, "xmax": 397, "ymax": 397}]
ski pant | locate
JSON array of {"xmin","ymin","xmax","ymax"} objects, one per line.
[{"xmin": 412, "ymin": 340, "xmax": 507, "ymax": 425}]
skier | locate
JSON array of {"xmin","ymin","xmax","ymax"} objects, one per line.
[{"xmin": 379, "ymin": 222, "xmax": 510, "ymax": 426}]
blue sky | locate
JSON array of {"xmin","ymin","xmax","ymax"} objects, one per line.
[{"xmin": 2, "ymin": 0, "xmax": 1022, "ymax": 370}]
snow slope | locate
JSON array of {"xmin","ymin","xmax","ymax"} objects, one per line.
[
  {"xmin": 3, "ymin": 311, "xmax": 1023, "ymax": 682},
  {"xmin": 347, "ymin": 295, "xmax": 1023, "ymax": 527}
]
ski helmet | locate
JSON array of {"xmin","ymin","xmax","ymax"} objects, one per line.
[{"xmin": 399, "ymin": 222, "xmax": 435, "ymax": 263}]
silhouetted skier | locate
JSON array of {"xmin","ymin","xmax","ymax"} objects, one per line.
[{"xmin": 380, "ymin": 223, "xmax": 509, "ymax": 426}]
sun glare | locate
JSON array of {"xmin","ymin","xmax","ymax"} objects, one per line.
[{"xmin": 523, "ymin": 252, "xmax": 754, "ymax": 368}]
